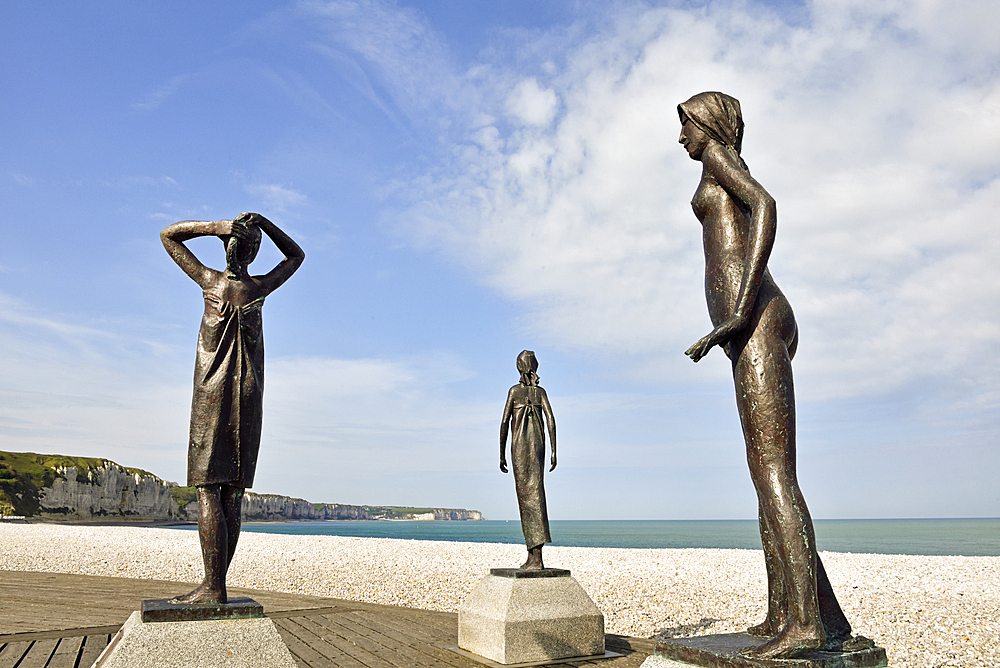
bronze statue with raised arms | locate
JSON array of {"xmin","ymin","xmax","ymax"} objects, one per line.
[{"xmin": 161, "ymin": 212, "xmax": 304, "ymax": 605}]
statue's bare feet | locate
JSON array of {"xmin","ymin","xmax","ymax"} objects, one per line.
[
  {"xmin": 747, "ymin": 618, "xmax": 780, "ymax": 638},
  {"xmin": 743, "ymin": 620, "xmax": 823, "ymax": 660},
  {"xmin": 170, "ymin": 582, "xmax": 226, "ymax": 605}
]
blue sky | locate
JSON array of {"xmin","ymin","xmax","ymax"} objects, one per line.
[{"xmin": 2, "ymin": 0, "xmax": 997, "ymax": 521}]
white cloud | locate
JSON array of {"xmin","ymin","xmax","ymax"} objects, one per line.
[
  {"xmin": 0, "ymin": 294, "xmax": 498, "ymax": 500},
  {"xmin": 0, "ymin": 292, "xmax": 191, "ymax": 480},
  {"xmin": 383, "ymin": 1, "xmax": 1000, "ymax": 407},
  {"xmin": 244, "ymin": 183, "xmax": 308, "ymax": 211},
  {"xmin": 506, "ymin": 78, "xmax": 559, "ymax": 127},
  {"xmin": 301, "ymin": 0, "xmax": 468, "ymax": 129},
  {"xmin": 261, "ymin": 354, "xmax": 494, "ymax": 474}
]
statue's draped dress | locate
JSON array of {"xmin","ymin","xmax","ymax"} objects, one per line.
[
  {"xmin": 186, "ymin": 288, "xmax": 265, "ymax": 488},
  {"xmin": 509, "ymin": 385, "xmax": 551, "ymax": 550}
]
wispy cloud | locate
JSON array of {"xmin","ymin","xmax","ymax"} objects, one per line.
[
  {"xmin": 244, "ymin": 183, "xmax": 308, "ymax": 212},
  {"xmin": 0, "ymin": 296, "xmax": 499, "ymax": 503},
  {"xmin": 132, "ymin": 73, "xmax": 196, "ymax": 110},
  {"xmin": 89, "ymin": 175, "xmax": 178, "ymax": 189},
  {"xmin": 366, "ymin": 1, "xmax": 1000, "ymax": 407},
  {"xmin": 0, "ymin": 291, "xmax": 190, "ymax": 478},
  {"xmin": 299, "ymin": 0, "xmax": 472, "ymax": 129}
]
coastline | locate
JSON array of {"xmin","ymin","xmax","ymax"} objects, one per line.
[
  {"xmin": 5, "ymin": 517, "xmax": 481, "ymax": 526},
  {"xmin": 1, "ymin": 524, "xmax": 996, "ymax": 667}
]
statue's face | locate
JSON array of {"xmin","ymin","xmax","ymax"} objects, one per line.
[{"xmin": 679, "ymin": 118, "xmax": 710, "ymax": 161}]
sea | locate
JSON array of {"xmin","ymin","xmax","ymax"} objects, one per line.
[{"xmin": 163, "ymin": 518, "xmax": 1000, "ymax": 557}]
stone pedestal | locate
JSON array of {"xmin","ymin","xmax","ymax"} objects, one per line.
[
  {"xmin": 639, "ymin": 632, "xmax": 888, "ymax": 668},
  {"xmin": 92, "ymin": 598, "xmax": 297, "ymax": 668},
  {"xmin": 457, "ymin": 568, "xmax": 605, "ymax": 665}
]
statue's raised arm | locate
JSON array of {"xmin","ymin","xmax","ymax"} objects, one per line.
[
  {"xmin": 160, "ymin": 212, "xmax": 303, "ymax": 606},
  {"xmin": 246, "ymin": 213, "xmax": 305, "ymax": 295},
  {"xmin": 160, "ymin": 219, "xmax": 233, "ymax": 289}
]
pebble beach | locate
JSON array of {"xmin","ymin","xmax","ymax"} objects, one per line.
[{"xmin": 1, "ymin": 524, "xmax": 997, "ymax": 667}]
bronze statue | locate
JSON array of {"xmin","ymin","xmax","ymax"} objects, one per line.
[
  {"xmin": 678, "ymin": 92, "xmax": 853, "ymax": 659},
  {"xmin": 500, "ymin": 350, "xmax": 557, "ymax": 570},
  {"xmin": 161, "ymin": 212, "xmax": 304, "ymax": 604}
]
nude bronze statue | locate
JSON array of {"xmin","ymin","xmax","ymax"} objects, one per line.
[
  {"xmin": 678, "ymin": 92, "xmax": 853, "ymax": 659},
  {"xmin": 500, "ymin": 350, "xmax": 557, "ymax": 570},
  {"xmin": 161, "ymin": 212, "xmax": 304, "ymax": 604}
]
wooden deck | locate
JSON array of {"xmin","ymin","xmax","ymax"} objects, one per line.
[{"xmin": 0, "ymin": 571, "xmax": 653, "ymax": 667}]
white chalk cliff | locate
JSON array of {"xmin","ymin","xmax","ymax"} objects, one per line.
[{"xmin": 39, "ymin": 463, "xmax": 179, "ymax": 521}]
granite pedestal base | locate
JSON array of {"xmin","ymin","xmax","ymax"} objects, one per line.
[
  {"xmin": 639, "ymin": 632, "xmax": 888, "ymax": 668},
  {"xmin": 92, "ymin": 598, "xmax": 297, "ymax": 668},
  {"xmin": 458, "ymin": 568, "xmax": 605, "ymax": 665}
]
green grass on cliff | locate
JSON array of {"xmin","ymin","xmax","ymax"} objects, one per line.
[
  {"xmin": 0, "ymin": 450, "xmax": 479, "ymax": 521},
  {"xmin": 169, "ymin": 486, "xmax": 199, "ymax": 510},
  {"xmin": 0, "ymin": 450, "xmax": 159, "ymax": 517}
]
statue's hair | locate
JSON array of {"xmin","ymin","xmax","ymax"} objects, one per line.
[
  {"xmin": 226, "ymin": 213, "xmax": 263, "ymax": 273},
  {"xmin": 516, "ymin": 350, "xmax": 540, "ymax": 387}
]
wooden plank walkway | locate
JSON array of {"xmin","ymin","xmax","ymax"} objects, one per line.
[{"xmin": 0, "ymin": 571, "xmax": 653, "ymax": 667}]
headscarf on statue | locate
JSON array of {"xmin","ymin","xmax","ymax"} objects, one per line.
[
  {"xmin": 677, "ymin": 91, "xmax": 750, "ymax": 172},
  {"xmin": 516, "ymin": 350, "xmax": 540, "ymax": 387}
]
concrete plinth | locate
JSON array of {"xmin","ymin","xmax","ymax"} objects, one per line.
[
  {"xmin": 639, "ymin": 632, "xmax": 888, "ymax": 668},
  {"xmin": 458, "ymin": 568, "xmax": 605, "ymax": 665},
  {"xmin": 92, "ymin": 610, "xmax": 297, "ymax": 667}
]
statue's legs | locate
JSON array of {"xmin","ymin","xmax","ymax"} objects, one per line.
[
  {"xmin": 521, "ymin": 545, "xmax": 544, "ymax": 570},
  {"xmin": 748, "ymin": 500, "xmax": 786, "ymax": 638},
  {"xmin": 172, "ymin": 484, "xmax": 244, "ymax": 605},
  {"xmin": 732, "ymin": 331, "xmax": 825, "ymax": 660},
  {"xmin": 817, "ymin": 555, "xmax": 852, "ymax": 642},
  {"xmin": 741, "ymin": 373, "xmax": 853, "ymax": 644},
  {"xmin": 749, "ymin": 510, "xmax": 852, "ymax": 643},
  {"xmin": 222, "ymin": 484, "xmax": 245, "ymax": 566}
]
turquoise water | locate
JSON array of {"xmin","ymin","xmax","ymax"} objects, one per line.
[{"xmin": 163, "ymin": 518, "xmax": 1000, "ymax": 556}]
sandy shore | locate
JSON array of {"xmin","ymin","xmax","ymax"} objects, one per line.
[{"xmin": 1, "ymin": 524, "xmax": 996, "ymax": 667}]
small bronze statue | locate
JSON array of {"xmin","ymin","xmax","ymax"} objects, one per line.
[
  {"xmin": 499, "ymin": 350, "xmax": 557, "ymax": 570},
  {"xmin": 161, "ymin": 212, "xmax": 304, "ymax": 604},
  {"xmin": 678, "ymin": 92, "xmax": 853, "ymax": 659}
]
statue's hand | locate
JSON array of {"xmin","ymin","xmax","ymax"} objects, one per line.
[
  {"xmin": 685, "ymin": 315, "xmax": 746, "ymax": 362},
  {"xmin": 549, "ymin": 454, "xmax": 557, "ymax": 472},
  {"xmin": 500, "ymin": 459, "xmax": 509, "ymax": 473}
]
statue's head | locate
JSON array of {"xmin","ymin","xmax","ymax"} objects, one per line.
[
  {"xmin": 516, "ymin": 350, "xmax": 539, "ymax": 386},
  {"xmin": 677, "ymin": 92, "xmax": 744, "ymax": 158},
  {"xmin": 225, "ymin": 212, "xmax": 263, "ymax": 274}
]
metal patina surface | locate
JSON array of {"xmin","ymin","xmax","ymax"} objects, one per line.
[
  {"xmin": 489, "ymin": 568, "xmax": 571, "ymax": 579},
  {"xmin": 500, "ymin": 350, "xmax": 558, "ymax": 570},
  {"xmin": 160, "ymin": 213, "xmax": 304, "ymax": 606},
  {"xmin": 140, "ymin": 597, "xmax": 263, "ymax": 623},
  {"xmin": 653, "ymin": 632, "xmax": 887, "ymax": 668},
  {"xmin": 676, "ymin": 92, "xmax": 885, "ymax": 662}
]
